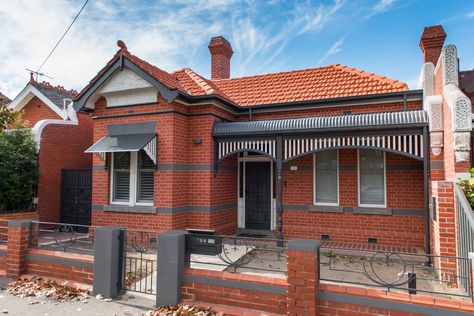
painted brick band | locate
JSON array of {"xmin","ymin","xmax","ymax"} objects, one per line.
[
  {"xmin": 182, "ymin": 274, "xmax": 286, "ymax": 294},
  {"xmin": 92, "ymin": 203, "xmax": 237, "ymax": 214},
  {"xmin": 283, "ymin": 205, "xmax": 424, "ymax": 216},
  {"xmin": 318, "ymin": 291, "xmax": 472, "ymax": 316},
  {"xmin": 26, "ymin": 254, "xmax": 93, "ymax": 269}
]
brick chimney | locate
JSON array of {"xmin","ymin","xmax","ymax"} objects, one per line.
[
  {"xmin": 208, "ymin": 36, "xmax": 233, "ymax": 80},
  {"xmin": 419, "ymin": 25, "xmax": 447, "ymax": 65}
]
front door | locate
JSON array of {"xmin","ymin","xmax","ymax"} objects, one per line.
[{"xmin": 245, "ymin": 162, "xmax": 271, "ymax": 229}]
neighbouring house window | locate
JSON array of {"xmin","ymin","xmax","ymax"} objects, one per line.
[
  {"xmin": 359, "ymin": 149, "xmax": 385, "ymax": 206},
  {"xmin": 113, "ymin": 152, "xmax": 131, "ymax": 202},
  {"xmin": 314, "ymin": 150, "xmax": 338, "ymax": 205},
  {"xmin": 136, "ymin": 150, "xmax": 154, "ymax": 203},
  {"xmin": 112, "ymin": 150, "xmax": 154, "ymax": 205}
]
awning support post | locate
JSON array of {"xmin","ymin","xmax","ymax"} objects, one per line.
[
  {"xmin": 276, "ymin": 136, "xmax": 283, "ymax": 246},
  {"xmin": 423, "ymin": 126, "xmax": 432, "ymax": 266}
]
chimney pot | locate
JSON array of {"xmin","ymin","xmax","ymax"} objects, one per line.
[
  {"xmin": 419, "ymin": 25, "xmax": 446, "ymax": 65},
  {"xmin": 208, "ymin": 36, "xmax": 233, "ymax": 80}
]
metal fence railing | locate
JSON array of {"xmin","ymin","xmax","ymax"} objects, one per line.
[
  {"xmin": 319, "ymin": 245, "xmax": 472, "ymax": 300},
  {"xmin": 185, "ymin": 234, "xmax": 288, "ymax": 277},
  {"xmin": 121, "ymin": 230, "xmax": 158, "ymax": 295},
  {"xmin": 455, "ymin": 183, "xmax": 474, "ymax": 297},
  {"xmin": 30, "ymin": 221, "xmax": 96, "ymax": 255}
]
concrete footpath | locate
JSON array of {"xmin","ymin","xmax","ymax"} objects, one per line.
[{"xmin": 0, "ymin": 289, "xmax": 154, "ymax": 316}]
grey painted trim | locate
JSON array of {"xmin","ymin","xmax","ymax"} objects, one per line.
[
  {"xmin": 431, "ymin": 160, "xmax": 445, "ymax": 169},
  {"xmin": 287, "ymin": 239, "xmax": 320, "ymax": 252},
  {"xmin": 283, "ymin": 204, "xmax": 423, "ymax": 216},
  {"xmin": 92, "ymin": 109, "xmax": 230, "ymax": 122},
  {"xmin": 340, "ymin": 165, "xmax": 357, "ymax": 171},
  {"xmin": 92, "ymin": 203, "xmax": 237, "ymax": 214},
  {"xmin": 8, "ymin": 220, "xmax": 32, "ymax": 228},
  {"xmin": 182, "ymin": 274, "xmax": 286, "ymax": 295},
  {"xmin": 107, "ymin": 121, "xmax": 157, "ymax": 136},
  {"xmin": 92, "ymin": 165, "xmax": 106, "ymax": 171},
  {"xmin": 386, "ymin": 164, "xmax": 423, "ymax": 171},
  {"xmin": 26, "ymin": 254, "xmax": 93, "ymax": 269},
  {"xmin": 157, "ymin": 164, "xmax": 236, "ymax": 172},
  {"xmin": 318, "ymin": 292, "xmax": 472, "ymax": 316},
  {"xmin": 353, "ymin": 207, "xmax": 393, "ymax": 215}
]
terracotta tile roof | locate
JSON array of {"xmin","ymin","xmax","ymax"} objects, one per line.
[
  {"xmin": 209, "ymin": 64, "xmax": 408, "ymax": 106},
  {"xmin": 0, "ymin": 91, "xmax": 11, "ymax": 105},
  {"xmin": 75, "ymin": 41, "xmax": 408, "ymax": 107}
]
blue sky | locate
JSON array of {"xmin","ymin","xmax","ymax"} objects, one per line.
[{"xmin": 1, "ymin": 0, "xmax": 473, "ymax": 97}]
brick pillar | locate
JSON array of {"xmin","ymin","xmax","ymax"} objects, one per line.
[
  {"xmin": 470, "ymin": 253, "xmax": 474, "ymax": 303},
  {"xmin": 287, "ymin": 239, "xmax": 320, "ymax": 316},
  {"xmin": 431, "ymin": 181, "xmax": 457, "ymax": 280},
  {"xmin": 6, "ymin": 220, "xmax": 32, "ymax": 279}
]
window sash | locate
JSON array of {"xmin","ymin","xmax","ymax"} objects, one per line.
[
  {"xmin": 111, "ymin": 151, "xmax": 154, "ymax": 206},
  {"xmin": 359, "ymin": 149, "xmax": 385, "ymax": 207},
  {"xmin": 314, "ymin": 150, "xmax": 338, "ymax": 205}
]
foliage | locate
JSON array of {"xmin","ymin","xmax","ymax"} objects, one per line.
[
  {"xmin": 0, "ymin": 105, "xmax": 38, "ymax": 211},
  {"xmin": 0, "ymin": 103, "xmax": 24, "ymax": 131},
  {"xmin": 458, "ymin": 168, "xmax": 474, "ymax": 209}
]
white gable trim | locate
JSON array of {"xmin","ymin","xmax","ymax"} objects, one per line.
[{"xmin": 9, "ymin": 84, "xmax": 68, "ymax": 120}]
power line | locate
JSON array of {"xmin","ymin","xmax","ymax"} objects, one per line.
[{"xmin": 36, "ymin": 0, "xmax": 90, "ymax": 73}]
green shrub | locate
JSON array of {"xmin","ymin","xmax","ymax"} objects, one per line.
[
  {"xmin": 0, "ymin": 129, "xmax": 38, "ymax": 211},
  {"xmin": 458, "ymin": 168, "xmax": 474, "ymax": 209}
]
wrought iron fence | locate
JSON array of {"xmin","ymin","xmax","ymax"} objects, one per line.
[
  {"xmin": 0, "ymin": 219, "xmax": 9, "ymax": 244},
  {"xmin": 186, "ymin": 234, "xmax": 288, "ymax": 277},
  {"xmin": 319, "ymin": 245, "xmax": 473, "ymax": 300},
  {"xmin": 455, "ymin": 183, "xmax": 474, "ymax": 296},
  {"xmin": 30, "ymin": 221, "xmax": 96, "ymax": 254},
  {"xmin": 121, "ymin": 230, "xmax": 158, "ymax": 295}
]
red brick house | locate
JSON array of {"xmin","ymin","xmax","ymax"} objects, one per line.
[
  {"xmin": 8, "ymin": 77, "xmax": 93, "ymax": 224},
  {"xmin": 72, "ymin": 26, "xmax": 471, "ymax": 254}
]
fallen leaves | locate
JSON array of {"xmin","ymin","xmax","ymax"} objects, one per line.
[
  {"xmin": 6, "ymin": 277, "xmax": 89, "ymax": 302},
  {"xmin": 145, "ymin": 305, "xmax": 226, "ymax": 316}
]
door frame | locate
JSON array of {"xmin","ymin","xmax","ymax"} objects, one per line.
[{"xmin": 237, "ymin": 154, "xmax": 275, "ymax": 230}]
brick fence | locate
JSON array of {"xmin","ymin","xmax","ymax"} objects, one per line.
[{"xmin": 0, "ymin": 220, "xmax": 93, "ymax": 284}]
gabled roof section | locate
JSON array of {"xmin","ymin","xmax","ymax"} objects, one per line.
[
  {"xmin": 74, "ymin": 41, "xmax": 410, "ymax": 111},
  {"xmin": 210, "ymin": 64, "xmax": 408, "ymax": 107},
  {"xmin": 9, "ymin": 78, "xmax": 77, "ymax": 120}
]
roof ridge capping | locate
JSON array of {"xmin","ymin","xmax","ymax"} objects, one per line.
[{"xmin": 33, "ymin": 80, "xmax": 78, "ymax": 96}]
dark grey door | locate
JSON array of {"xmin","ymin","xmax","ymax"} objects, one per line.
[
  {"xmin": 245, "ymin": 162, "xmax": 271, "ymax": 230},
  {"xmin": 60, "ymin": 169, "xmax": 92, "ymax": 228}
]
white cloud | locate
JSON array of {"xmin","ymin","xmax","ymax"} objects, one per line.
[
  {"xmin": 467, "ymin": 11, "xmax": 474, "ymax": 18},
  {"xmin": 317, "ymin": 37, "xmax": 344, "ymax": 66},
  {"xmin": 373, "ymin": 0, "xmax": 395, "ymax": 13},
  {"xmin": 0, "ymin": 0, "xmax": 387, "ymax": 98}
]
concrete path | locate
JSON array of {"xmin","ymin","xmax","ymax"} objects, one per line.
[{"xmin": 0, "ymin": 290, "xmax": 154, "ymax": 316}]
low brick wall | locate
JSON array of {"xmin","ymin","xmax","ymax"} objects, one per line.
[
  {"xmin": 182, "ymin": 268, "xmax": 288, "ymax": 315},
  {"xmin": 25, "ymin": 248, "xmax": 94, "ymax": 285},
  {"xmin": 0, "ymin": 212, "xmax": 39, "ymax": 241},
  {"xmin": 318, "ymin": 283, "xmax": 474, "ymax": 315},
  {"xmin": 0, "ymin": 244, "xmax": 6, "ymax": 274}
]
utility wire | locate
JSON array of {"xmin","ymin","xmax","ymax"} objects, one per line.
[{"xmin": 36, "ymin": 0, "xmax": 90, "ymax": 73}]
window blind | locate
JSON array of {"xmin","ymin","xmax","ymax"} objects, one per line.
[
  {"xmin": 359, "ymin": 149, "xmax": 385, "ymax": 206},
  {"xmin": 137, "ymin": 150, "xmax": 154, "ymax": 203},
  {"xmin": 315, "ymin": 150, "xmax": 338, "ymax": 204},
  {"xmin": 113, "ymin": 152, "xmax": 131, "ymax": 202}
]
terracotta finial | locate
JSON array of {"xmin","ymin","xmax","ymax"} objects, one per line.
[{"xmin": 117, "ymin": 40, "xmax": 128, "ymax": 52}]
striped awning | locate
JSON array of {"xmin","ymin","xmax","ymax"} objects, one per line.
[{"xmin": 213, "ymin": 110, "xmax": 428, "ymax": 137}]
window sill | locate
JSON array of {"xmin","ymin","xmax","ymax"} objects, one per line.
[
  {"xmin": 353, "ymin": 207, "xmax": 392, "ymax": 215},
  {"xmin": 94, "ymin": 204, "xmax": 158, "ymax": 214},
  {"xmin": 308, "ymin": 205, "xmax": 343, "ymax": 213}
]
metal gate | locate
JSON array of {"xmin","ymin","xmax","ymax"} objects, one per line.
[
  {"xmin": 121, "ymin": 230, "xmax": 158, "ymax": 295},
  {"xmin": 60, "ymin": 169, "xmax": 92, "ymax": 228}
]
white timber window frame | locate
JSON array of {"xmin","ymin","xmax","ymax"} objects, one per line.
[
  {"xmin": 313, "ymin": 150, "xmax": 339, "ymax": 206},
  {"xmin": 358, "ymin": 149, "xmax": 387, "ymax": 208},
  {"xmin": 110, "ymin": 151, "xmax": 154, "ymax": 207}
]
